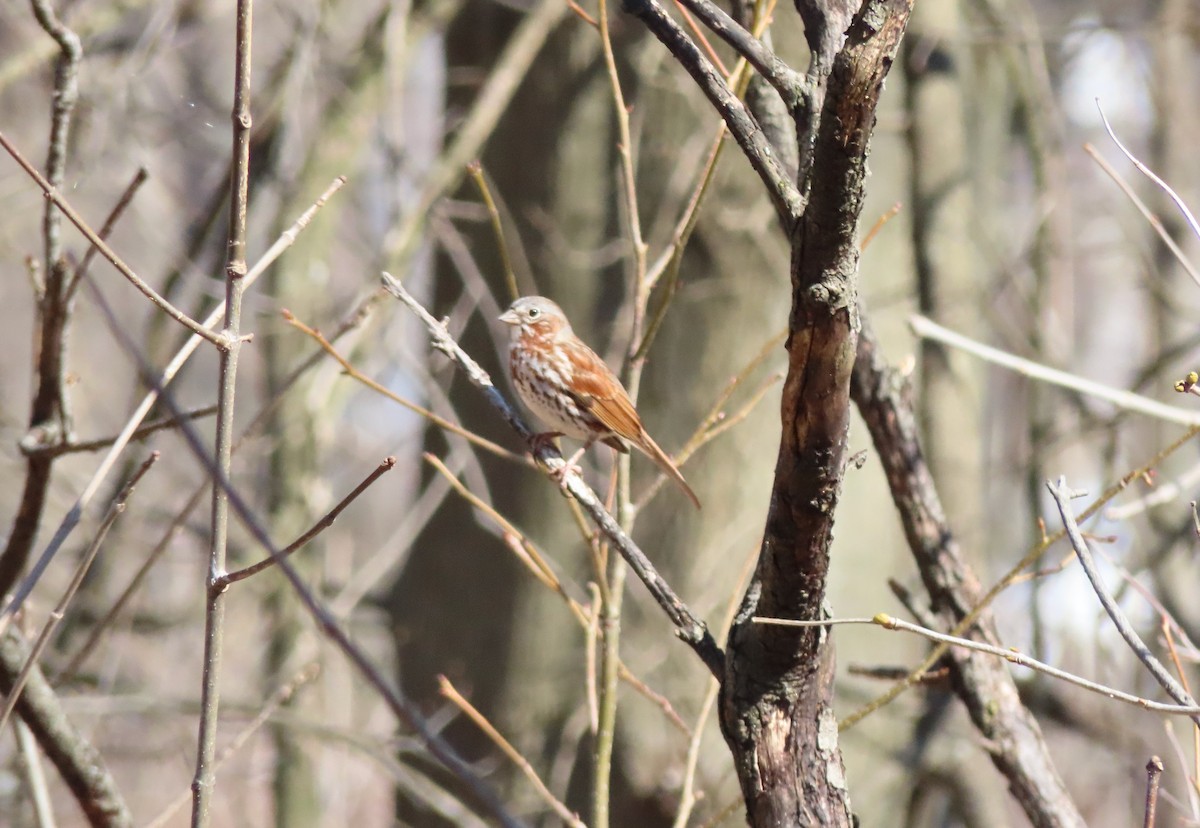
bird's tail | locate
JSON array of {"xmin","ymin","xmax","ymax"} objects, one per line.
[{"xmin": 636, "ymin": 431, "xmax": 701, "ymax": 510}]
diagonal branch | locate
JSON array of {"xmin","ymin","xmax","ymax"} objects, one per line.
[
  {"xmin": 217, "ymin": 457, "xmax": 397, "ymax": 587},
  {"xmin": 0, "ymin": 132, "xmax": 227, "ymax": 349},
  {"xmin": 381, "ymin": 272, "xmax": 725, "ymax": 679},
  {"xmin": 79, "ymin": 257, "xmax": 528, "ymax": 828},
  {"xmin": 850, "ymin": 317, "xmax": 1087, "ymax": 827},
  {"xmin": 1048, "ymin": 477, "xmax": 1200, "ymax": 721},
  {"xmin": 620, "ymin": 0, "xmax": 804, "ymax": 226},
  {"xmin": 0, "ymin": 628, "xmax": 131, "ymax": 827},
  {"xmin": 672, "ymin": 0, "xmax": 807, "ymax": 109}
]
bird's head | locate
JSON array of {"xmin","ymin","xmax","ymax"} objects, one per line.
[{"xmin": 499, "ymin": 296, "xmax": 571, "ymax": 341}]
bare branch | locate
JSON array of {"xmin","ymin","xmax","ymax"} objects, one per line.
[
  {"xmin": 440, "ymin": 677, "xmax": 586, "ymax": 828},
  {"xmin": 283, "ymin": 309, "xmax": 527, "ymax": 464},
  {"xmin": 1097, "ymin": 99, "xmax": 1200, "ymax": 245},
  {"xmin": 1047, "ymin": 477, "xmax": 1200, "ymax": 725},
  {"xmin": 849, "ymin": 317, "xmax": 1085, "ymax": 826},
  {"xmin": 145, "ymin": 664, "xmax": 321, "ymax": 828},
  {"xmin": 673, "ymin": 0, "xmax": 807, "ymax": 108},
  {"xmin": 76, "ymin": 254, "xmax": 525, "ymax": 828},
  {"xmin": 0, "ymin": 453, "xmax": 158, "ymax": 735},
  {"xmin": 757, "ymin": 614, "xmax": 1200, "ymax": 718},
  {"xmin": 466, "ymin": 162, "xmax": 521, "ymax": 302},
  {"xmin": 0, "ymin": 176, "xmax": 347, "ymax": 641},
  {"xmin": 56, "ymin": 291, "xmax": 383, "ymax": 686},
  {"xmin": 1084, "ymin": 143, "xmax": 1200, "ymax": 290},
  {"xmin": 620, "ymin": 0, "xmax": 804, "ymax": 226},
  {"xmin": 911, "ymin": 315, "xmax": 1200, "ymax": 426},
  {"xmin": 0, "ymin": 132, "xmax": 227, "ymax": 348},
  {"xmin": 66, "ymin": 167, "xmax": 149, "ymax": 300},
  {"xmin": 1144, "ymin": 756, "xmax": 1164, "ymax": 828},
  {"xmin": 23, "ymin": 405, "xmax": 218, "ymax": 459},
  {"xmin": 218, "ymin": 457, "xmax": 397, "ymax": 586},
  {"xmin": 189, "ymin": 0, "xmax": 255, "ymax": 819},
  {"xmin": 0, "ymin": 628, "xmax": 131, "ymax": 827}
]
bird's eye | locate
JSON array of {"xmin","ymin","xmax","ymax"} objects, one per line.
[{"xmin": 527, "ymin": 308, "xmax": 540, "ymax": 319}]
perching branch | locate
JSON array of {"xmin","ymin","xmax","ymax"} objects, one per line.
[{"xmin": 381, "ymin": 272, "xmax": 725, "ymax": 679}]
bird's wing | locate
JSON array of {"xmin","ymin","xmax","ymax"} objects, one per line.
[{"xmin": 560, "ymin": 339, "xmax": 643, "ymax": 442}]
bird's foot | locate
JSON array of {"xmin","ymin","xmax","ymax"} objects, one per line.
[{"xmin": 549, "ymin": 445, "xmax": 589, "ymax": 492}]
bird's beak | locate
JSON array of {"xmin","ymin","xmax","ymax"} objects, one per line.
[{"xmin": 499, "ymin": 309, "xmax": 519, "ymax": 325}]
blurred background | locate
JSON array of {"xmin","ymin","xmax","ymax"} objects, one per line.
[{"xmin": 0, "ymin": 0, "xmax": 1198, "ymax": 825}]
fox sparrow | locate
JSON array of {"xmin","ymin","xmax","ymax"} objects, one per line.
[{"xmin": 499, "ymin": 296, "xmax": 700, "ymax": 510}]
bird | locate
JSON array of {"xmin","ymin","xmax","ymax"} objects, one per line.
[{"xmin": 499, "ymin": 296, "xmax": 701, "ymax": 510}]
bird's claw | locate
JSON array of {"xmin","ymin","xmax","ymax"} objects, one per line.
[{"xmin": 548, "ymin": 457, "xmax": 583, "ymax": 491}]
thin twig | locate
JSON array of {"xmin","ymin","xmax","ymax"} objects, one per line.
[
  {"xmin": 0, "ymin": 175, "xmax": 347, "ymax": 633},
  {"xmin": 84, "ymin": 282, "xmax": 526, "ymax": 828},
  {"xmin": 466, "ymin": 161, "xmax": 520, "ymax": 302},
  {"xmin": 385, "ymin": 0, "xmax": 566, "ymax": 265},
  {"xmin": 671, "ymin": 539, "xmax": 756, "ymax": 828},
  {"xmin": 382, "ymin": 272, "xmax": 724, "ymax": 678},
  {"xmin": 567, "ymin": 0, "xmax": 598, "ymax": 27},
  {"xmin": 218, "ymin": 457, "xmax": 397, "ymax": 586},
  {"xmin": 66, "ymin": 167, "xmax": 149, "ymax": 300},
  {"xmin": 636, "ymin": 329, "xmax": 783, "ymax": 510},
  {"xmin": 1097, "ymin": 99, "xmax": 1200, "ymax": 245},
  {"xmin": 191, "ymin": 0, "xmax": 253, "ymax": 820},
  {"xmin": 24, "ymin": 405, "xmax": 219, "ymax": 459},
  {"xmin": 1084, "ymin": 143, "xmax": 1200, "ymax": 289},
  {"xmin": 0, "ymin": 131, "xmax": 226, "ymax": 348},
  {"xmin": 757, "ymin": 614, "xmax": 1200, "ymax": 717},
  {"xmin": 282, "ymin": 310, "xmax": 527, "ymax": 464},
  {"xmin": 860, "ymin": 202, "xmax": 902, "ymax": 252},
  {"xmin": 0, "ymin": 0, "xmax": 85, "ymax": 621},
  {"xmin": 672, "ymin": 678, "xmax": 717, "ymax": 828},
  {"xmin": 426, "ymin": 453, "xmax": 690, "ymax": 733},
  {"xmin": 56, "ymin": 290, "xmax": 378, "ymax": 686},
  {"xmin": 1105, "ymin": 459, "xmax": 1200, "ymax": 521},
  {"xmin": 146, "ymin": 664, "xmax": 321, "ymax": 828},
  {"xmin": 620, "ymin": 0, "xmax": 803, "ymax": 226},
  {"xmin": 31, "ymin": 0, "xmax": 80, "ymax": 271},
  {"xmin": 439, "ymin": 677, "xmax": 586, "ymax": 828},
  {"xmin": 593, "ymin": 0, "xmax": 651, "ymax": 818},
  {"xmin": 14, "ymin": 718, "xmax": 56, "ymax": 828},
  {"xmin": 673, "ymin": 0, "xmax": 729, "ymax": 76},
  {"xmin": 1, "ymin": 626, "xmax": 132, "ymax": 825},
  {"xmin": 911, "ymin": 315, "xmax": 1200, "ymax": 426},
  {"xmin": 637, "ymin": 0, "xmax": 778, "ymax": 341},
  {"xmin": 0, "ymin": 453, "xmax": 159, "ymax": 735},
  {"xmin": 1047, "ymin": 478, "xmax": 1200, "ymax": 726},
  {"xmin": 841, "ymin": 426, "xmax": 1200, "ymax": 730},
  {"xmin": 673, "ymin": 0, "xmax": 805, "ymax": 108}
]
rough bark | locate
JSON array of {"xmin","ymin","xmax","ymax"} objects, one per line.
[
  {"xmin": 851, "ymin": 317, "xmax": 1086, "ymax": 828},
  {"xmin": 716, "ymin": 3, "xmax": 913, "ymax": 824},
  {"xmin": 0, "ymin": 629, "xmax": 132, "ymax": 828}
]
